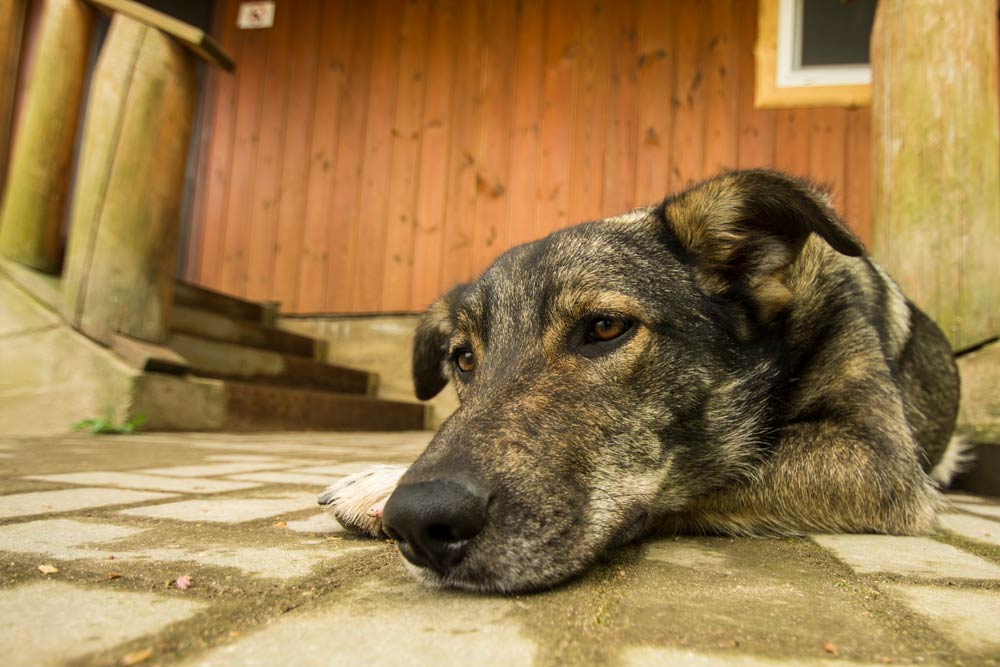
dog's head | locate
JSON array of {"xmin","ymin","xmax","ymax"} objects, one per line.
[{"xmin": 383, "ymin": 170, "xmax": 863, "ymax": 592}]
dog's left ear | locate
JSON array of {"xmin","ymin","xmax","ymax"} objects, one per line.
[
  {"xmin": 663, "ymin": 169, "xmax": 864, "ymax": 322},
  {"xmin": 412, "ymin": 283, "xmax": 470, "ymax": 400}
]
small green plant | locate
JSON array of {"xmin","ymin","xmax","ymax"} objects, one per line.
[{"xmin": 72, "ymin": 412, "xmax": 148, "ymax": 434}]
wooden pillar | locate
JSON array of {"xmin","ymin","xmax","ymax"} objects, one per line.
[
  {"xmin": 870, "ymin": 0, "xmax": 1000, "ymax": 351},
  {"xmin": 62, "ymin": 13, "xmax": 198, "ymax": 344},
  {"xmin": 0, "ymin": 0, "xmax": 27, "ymax": 185},
  {"xmin": 0, "ymin": 0, "xmax": 92, "ymax": 272}
]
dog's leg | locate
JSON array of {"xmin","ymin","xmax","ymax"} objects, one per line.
[{"xmin": 318, "ymin": 465, "xmax": 408, "ymax": 537}]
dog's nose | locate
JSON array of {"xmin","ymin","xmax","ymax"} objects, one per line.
[{"xmin": 381, "ymin": 479, "xmax": 487, "ymax": 575}]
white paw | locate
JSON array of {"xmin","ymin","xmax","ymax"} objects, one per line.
[{"xmin": 317, "ymin": 465, "xmax": 408, "ymax": 537}]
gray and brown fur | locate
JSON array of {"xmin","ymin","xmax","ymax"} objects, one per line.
[{"xmin": 320, "ymin": 169, "xmax": 962, "ymax": 594}]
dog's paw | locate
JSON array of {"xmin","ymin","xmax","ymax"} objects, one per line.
[{"xmin": 317, "ymin": 464, "xmax": 408, "ymax": 538}]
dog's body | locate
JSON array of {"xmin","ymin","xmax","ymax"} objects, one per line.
[{"xmin": 320, "ymin": 170, "xmax": 963, "ymax": 593}]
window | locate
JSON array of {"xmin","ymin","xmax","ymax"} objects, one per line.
[{"xmin": 756, "ymin": 0, "xmax": 876, "ymax": 108}]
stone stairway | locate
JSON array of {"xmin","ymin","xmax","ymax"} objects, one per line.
[{"xmin": 166, "ymin": 282, "xmax": 428, "ymax": 432}]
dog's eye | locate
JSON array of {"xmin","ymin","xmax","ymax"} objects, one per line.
[
  {"xmin": 585, "ymin": 316, "xmax": 632, "ymax": 344},
  {"xmin": 454, "ymin": 349, "xmax": 476, "ymax": 374}
]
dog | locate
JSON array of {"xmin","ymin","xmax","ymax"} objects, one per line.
[{"xmin": 319, "ymin": 169, "xmax": 964, "ymax": 594}]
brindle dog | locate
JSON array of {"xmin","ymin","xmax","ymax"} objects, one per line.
[{"xmin": 320, "ymin": 169, "xmax": 964, "ymax": 593}]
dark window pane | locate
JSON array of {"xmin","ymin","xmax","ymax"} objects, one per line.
[{"xmin": 800, "ymin": 0, "xmax": 876, "ymax": 67}]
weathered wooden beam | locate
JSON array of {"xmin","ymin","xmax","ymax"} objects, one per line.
[
  {"xmin": 0, "ymin": 0, "xmax": 27, "ymax": 187},
  {"xmin": 62, "ymin": 13, "xmax": 198, "ymax": 344},
  {"xmin": 82, "ymin": 0, "xmax": 234, "ymax": 71},
  {"xmin": 870, "ymin": 0, "xmax": 1000, "ymax": 351},
  {"xmin": 0, "ymin": 0, "xmax": 92, "ymax": 272}
]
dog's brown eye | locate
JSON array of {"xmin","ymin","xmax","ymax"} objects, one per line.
[
  {"xmin": 454, "ymin": 350, "xmax": 476, "ymax": 373},
  {"xmin": 587, "ymin": 316, "xmax": 630, "ymax": 343}
]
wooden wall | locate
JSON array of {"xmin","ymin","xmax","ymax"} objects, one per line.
[{"xmin": 185, "ymin": 0, "xmax": 872, "ymax": 314}]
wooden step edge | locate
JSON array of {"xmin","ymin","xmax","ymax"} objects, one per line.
[
  {"xmin": 111, "ymin": 333, "xmax": 190, "ymax": 374},
  {"xmin": 171, "ymin": 305, "xmax": 317, "ymax": 358},
  {"xmin": 174, "ymin": 281, "xmax": 279, "ymax": 325}
]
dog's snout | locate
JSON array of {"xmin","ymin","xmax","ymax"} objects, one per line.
[{"xmin": 382, "ymin": 479, "xmax": 487, "ymax": 575}]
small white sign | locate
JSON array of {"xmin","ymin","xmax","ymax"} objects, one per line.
[{"xmin": 237, "ymin": 2, "xmax": 275, "ymax": 30}]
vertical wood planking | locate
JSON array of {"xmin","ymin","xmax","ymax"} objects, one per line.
[
  {"xmin": 194, "ymin": 0, "xmax": 238, "ymax": 287},
  {"xmin": 634, "ymin": 0, "xmax": 676, "ymax": 205},
  {"xmin": 380, "ymin": 0, "xmax": 432, "ymax": 311},
  {"xmin": 189, "ymin": 0, "xmax": 878, "ymax": 314},
  {"xmin": 244, "ymin": 3, "xmax": 292, "ymax": 301},
  {"xmin": 271, "ymin": 0, "xmax": 322, "ymax": 309},
  {"xmin": 350, "ymin": 0, "xmax": 404, "ymax": 310},
  {"xmin": 408, "ymin": 0, "xmax": 459, "ymax": 310},
  {"xmin": 536, "ymin": 0, "xmax": 578, "ymax": 236},
  {"xmin": 218, "ymin": 16, "xmax": 270, "ymax": 295},
  {"xmin": 471, "ymin": 0, "xmax": 516, "ymax": 274},
  {"xmin": 296, "ymin": 0, "xmax": 348, "ymax": 312},
  {"xmin": 669, "ymin": 0, "xmax": 706, "ymax": 191},
  {"xmin": 437, "ymin": 0, "xmax": 484, "ymax": 293},
  {"xmin": 601, "ymin": 0, "xmax": 639, "ymax": 216},
  {"xmin": 324, "ymin": 1, "xmax": 376, "ymax": 312},
  {"xmin": 568, "ymin": 1, "xmax": 611, "ymax": 223},
  {"xmin": 736, "ymin": 0, "xmax": 775, "ymax": 169},
  {"xmin": 505, "ymin": 0, "xmax": 546, "ymax": 250}
]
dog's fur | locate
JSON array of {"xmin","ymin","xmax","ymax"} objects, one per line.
[{"xmin": 320, "ymin": 170, "xmax": 963, "ymax": 593}]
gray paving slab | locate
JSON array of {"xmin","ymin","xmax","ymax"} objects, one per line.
[
  {"xmin": 951, "ymin": 501, "xmax": 1000, "ymax": 520},
  {"xmin": 886, "ymin": 584, "xmax": 1000, "ymax": 654},
  {"xmin": 0, "ymin": 488, "xmax": 177, "ymax": 520},
  {"xmin": 938, "ymin": 512, "xmax": 1000, "ymax": 546},
  {"xmin": 124, "ymin": 543, "xmax": 376, "ymax": 579},
  {"xmin": 0, "ymin": 518, "xmax": 143, "ymax": 559},
  {"xmin": 139, "ymin": 462, "xmax": 298, "ymax": 477},
  {"xmin": 811, "ymin": 534, "xmax": 1000, "ymax": 579},
  {"xmin": 181, "ymin": 581, "xmax": 535, "ymax": 667},
  {"xmin": 0, "ymin": 581, "xmax": 204, "ymax": 667},
  {"xmin": 24, "ymin": 471, "xmax": 262, "ymax": 494},
  {"xmin": 225, "ymin": 471, "xmax": 336, "ymax": 486},
  {"xmin": 116, "ymin": 493, "xmax": 318, "ymax": 523},
  {"xmin": 288, "ymin": 462, "xmax": 392, "ymax": 476},
  {"xmin": 285, "ymin": 513, "xmax": 344, "ymax": 534},
  {"xmin": 621, "ymin": 647, "xmax": 925, "ymax": 667}
]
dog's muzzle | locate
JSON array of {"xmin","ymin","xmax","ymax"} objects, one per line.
[{"xmin": 381, "ymin": 479, "xmax": 488, "ymax": 575}]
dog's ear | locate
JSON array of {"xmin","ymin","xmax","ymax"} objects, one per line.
[
  {"xmin": 663, "ymin": 170, "xmax": 864, "ymax": 322},
  {"xmin": 412, "ymin": 283, "xmax": 470, "ymax": 400}
]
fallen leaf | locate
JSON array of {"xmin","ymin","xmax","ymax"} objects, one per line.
[
  {"xmin": 174, "ymin": 575, "xmax": 193, "ymax": 590},
  {"xmin": 106, "ymin": 572, "xmax": 122, "ymax": 580},
  {"xmin": 272, "ymin": 521, "xmax": 287, "ymax": 528},
  {"xmin": 106, "ymin": 555, "xmax": 116, "ymax": 560},
  {"xmin": 823, "ymin": 641, "xmax": 838, "ymax": 656},
  {"xmin": 38, "ymin": 564, "xmax": 59, "ymax": 574},
  {"xmin": 121, "ymin": 647, "xmax": 153, "ymax": 665}
]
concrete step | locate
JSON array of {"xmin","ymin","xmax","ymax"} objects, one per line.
[
  {"xmin": 223, "ymin": 381, "xmax": 428, "ymax": 431},
  {"xmin": 174, "ymin": 281, "xmax": 272, "ymax": 324},
  {"xmin": 168, "ymin": 333, "xmax": 374, "ymax": 395},
  {"xmin": 171, "ymin": 305, "xmax": 318, "ymax": 358}
]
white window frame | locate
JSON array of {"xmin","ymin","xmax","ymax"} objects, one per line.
[{"xmin": 775, "ymin": 0, "xmax": 872, "ymax": 88}]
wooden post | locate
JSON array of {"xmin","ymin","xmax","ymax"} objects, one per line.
[
  {"xmin": 870, "ymin": 0, "xmax": 1000, "ymax": 351},
  {"xmin": 0, "ymin": 0, "xmax": 92, "ymax": 272},
  {"xmin": 62, "ymin": 13, "xmax": 199, "ymax": 344},
  {"xmin": 0, "ymin": 0, "xmax": 27, "ymax": 185}
]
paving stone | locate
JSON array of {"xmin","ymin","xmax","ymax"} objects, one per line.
[
  {"xmin": 811, "ymin": 534, "xmax": 1000, "ymax": 580},
  {"xmin": 886, "ymin": 584, "xmax": 1000, "ymax": 654},
  {"xmin": 181, "ymin": 581, "xmax": 535, "ymax": 667},
  {"xmin": 621, "ymin": 647, "xmax": 917, "ymax": 667},
  {"xmin": 0, "ymin": 488, "xmax": 177, "ymax": 520},
  {"xmin": 645, "ymin": 542, "xmax": 732, "ymax": 572},
  {"xmin": 938, "ymin": 513, "xmax": 1000, "ymax": 546},
  {"xmin": 0, "ymin": 581, "xmax": 204, "ymax": 667},
  {"xmin": 117, "ymin": 493, "xmax": 317, "ymax": 523},
  {"xmin": 139, "ymin": 462, "xmax": 296, "ymax": 477},
  {"xmin": 0, "ymin": 518, "xmax": 143, "ymax": 559},
  {"xmin": 204, "ymin": 454, "xmax": 285, "ymax": 462},
  {"xmin": 288, "ymin": 462, "xmax": 391, "ymax": 476},
  {"xmin": 226, "ymin": 471, "xmax": 336, "ymax": 486},
  {"xmin": 951, "ymin": 502, "xmax": 1000, "ymax": 520},
  {"xmin": 125, "ymin": 544, "xmax": 375, "ymax": 579},
  {"xmin": 24, "ymin": 471, "xmax": 261, "ymax": 494},
  {"xmin": 284, "ymin": 513, "xmax": 344, "ymax": 534}
]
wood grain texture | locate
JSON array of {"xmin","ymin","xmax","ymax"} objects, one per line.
[
  {"xmin": 871, "ymin": 0, "xmax": 999, "ymax": 350},
  {"xmin": 190, "ymin": 0, "xmax": 876, "ymax": 314}
]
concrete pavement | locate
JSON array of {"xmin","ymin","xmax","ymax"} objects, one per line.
[{"xmin": 1, "ymin": 432, "xmax": 998, "ymax": 667}]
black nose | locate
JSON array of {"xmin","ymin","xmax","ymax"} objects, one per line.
[{"xmin": 381, "ymin": 479, "xmax": 488, "ymax": 575}]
